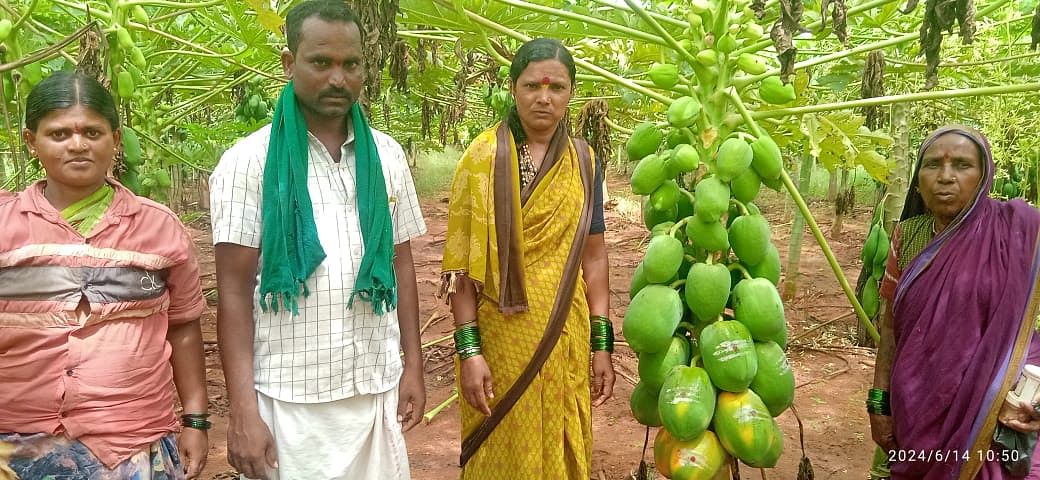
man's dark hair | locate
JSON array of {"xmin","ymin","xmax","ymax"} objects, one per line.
[
  {"xmin": 285, "ymin": 0, "xmax": 364, "ymax": 53},
  {"xmin": 24, "ymin": 71, "xmax": 119, "ymax": 132}
]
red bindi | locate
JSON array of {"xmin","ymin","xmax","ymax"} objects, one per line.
[{"xmin": 541, "ymin": 76, "xmax": 551, "ymax": 86}]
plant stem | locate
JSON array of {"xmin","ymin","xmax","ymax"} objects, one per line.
[
  {"xmin": 734, "ymin": 0, "xmax": 903, "ymax": 55},
  {"xmin": 668, "ymin": 216, "xmax": 692, "ymax": 237},
  {"xmin": 11, "ymin": 0, "xmax": 39, "ymax": 31},
  {"xmin": 423, "ymin": 391, "xmax": 458, "ymax": 424},
  {"xmin": 589, "ymin": 0, "xmax": 687, "ymax": 29},
  {"xmin": 620, "ymin": 0, "xmax": 698, "ymax": 66},
  {"xmin": 727, "ymin": 89, "xmax": 764, "ymax": 137},
  {"xmin": 497, "ymin": 0, "xmax": 666, "ymax": 46},
  {"xmin": 669, "ymin": 278, "xmax": 688, "ymax": 289},
  {"xmin": 752, "ymin": 82, "xmax": 1040, "ymax": 120},
  {"xmin": 727, "ymin": 262, "xmax": 753, "ymax": 279}
]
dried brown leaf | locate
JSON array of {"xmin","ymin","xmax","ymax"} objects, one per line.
[
  {"xmin": 832, "ymin": 0, "xmax": 848, "ymax": 45},
  {"xmin": 770, "ymin": 0, "xmax": 804, "ymax": 82},
  {"xmin": 861, "ymin": 51, "xmax": 886, "ymax": 129},
  {"xmin": 1033, "ymin": 3, "xmax": 1040, "ymax": 50}
]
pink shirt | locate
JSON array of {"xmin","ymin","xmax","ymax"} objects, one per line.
[{"xmin": 0, "ymin": 180, "xmax": 205, "ymax": 468}]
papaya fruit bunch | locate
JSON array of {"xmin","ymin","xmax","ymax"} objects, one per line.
[
  {"xmin": 992, "ymin": 164, "xmax": 1025, "ymax": 199},
  {"xmin": 117, "ymin": 128, "xmax": 170, "ymax": 202},
  {"xmin": 857, "ymin": 212, "xmax": 890, "ymax": 319},
  {"xmin": 106, "ymin": 4, "xmax": 151, "ymax": 100},
  {"xmin": 484, "ymin": 66, "xmax": 514, "ymax": 120},
  {"xmin": 235, "ymin": 80, "xmax": 271, "ymax": 123}
]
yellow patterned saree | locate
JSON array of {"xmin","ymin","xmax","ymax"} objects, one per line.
[{"xmin": 441, "ymin": 122, "xmax": 595, "ymax": 479}]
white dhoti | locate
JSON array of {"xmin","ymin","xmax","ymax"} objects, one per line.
[{"xmin": 244, "ymin": 388, "xmax": 411, "ymax": 480}]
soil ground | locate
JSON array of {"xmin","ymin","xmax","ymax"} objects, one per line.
[{"xmin": 192, "ymin": 173, "xmax": 879, "ymax": 480}]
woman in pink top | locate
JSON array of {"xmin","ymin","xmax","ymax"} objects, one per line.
[{"xmin": 0, "ymin": 72, "xmax": 209, "ymax": 479}]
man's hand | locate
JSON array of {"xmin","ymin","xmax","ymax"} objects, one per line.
[
  {"xmin": 591, "ymin": 351, "xmax": 615, "ymax": 407},
  {"xmin": 179, "ymin": 428, "xmax": 209, "ymax": 479},
  {"xmin": 227, "ymin": 412, "xmax": 278, "ymax": 480},
  {"xmin": 398, "ymin": 363, "xmax": 426, "ymax": 431}
]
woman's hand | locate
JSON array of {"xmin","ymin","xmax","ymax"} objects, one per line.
[
  {"xmin": 999, "ymin": 397, "xmax": 1040, "ymax": 433},
  {"xmin": 179, "ymin": 427, "xmax": 209, "ymax": 479},
  {"xmin": 460, "ymin": 355, "xmax": 494, "ymax": 416},
  {"xmin": 591, "ymin": 351, "xmax": 615, "ymax": 407},
  {"xmin": 869, "ymin": 413, "xmax": 897, "ymax": 453}
]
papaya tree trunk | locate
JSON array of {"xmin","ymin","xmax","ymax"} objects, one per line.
[
  {"xmin": 830, "ymin": 167, "xmax": 851, "ymax": 238},
  {"xmin": 782, "ymin": 153, "xmax": 816, "ymax": 301},
  {"xmin": 855, "ymin": 104, "xmax": 910, "ymax": 346},
  {"xmin": 827, "ymin": 168, "xmax": 839, "ymax": 201}
]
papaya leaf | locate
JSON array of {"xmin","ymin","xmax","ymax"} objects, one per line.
[
  {"xmin": 243, "ymin": 0, "xmax": 283, "ymax": 35},
  {"xmin": 856, "ymin": 150, "xmax": 892, "ymax": 182}
]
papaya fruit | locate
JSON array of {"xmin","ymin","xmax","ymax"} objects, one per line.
[
  {"xmin": 747, "ymin": 243, "xmax": 781, "ymax": 286},
  {"xmin": 122, "ymin": 129, "xmax": 143, "ymax": 166},
  {"xmin": 115, "ymin": 26, "xmax": 134, "ymax": 51},
  {"xmin": 672, "ymin": 144, "xmax": 701, "ymax": 173},
  {"xmin": 761, "ymin": 322, "xmax": 787, "ymax": 350},
  {"xmin": 731, "ymin": 278, "xmax": 786, "ymax": 342},
  {"xmin": 667, "ymin": 96, "xmax": 702, "ymax": 128},
  {"xmin": 728, "ymin": 214, "xmax": 771, "ymax": 266},
  {"xmin": 630, "ymin": 262, "xmax": 650, "ymax": 299},
  {"xmin": 686, "ymin": 217, "xmax": 730, "ymax": 253},
  {"xmin": 116, "ymin": 71, "xmax": 135, "ymax": 97},
  {"xmin": 1004, "ymin": 182, "xmax": 1019, "ymax": 198},
  {"xmin": 715, "ymin": 138, "xmax": 753, "ymax": 182},
  {"xmin": 749, "ymin": 134, "xmax": 783, "ymax": 180},
  {"xmin": 667, "ymin": 430, "xmax": 728, "ymax": 480},
  {"xmin": 659, "ymin": 365, "xmax": 716, "ymax": 441},
  {"xmin": 651, "ymin": 180, "xmax": 681, "ymax": 212},
  {"xmin": 761, "ymin": 173, "xmax": 783, "ymax": 192},
  {"xmin": 730, "ymin": 167, "xmax": 761, "ymax": 204},
  {"xmin": 685, "ymin": 262, "xmax": 731, "ymax": 322},
  {"xmin": 132, "ymin": 5, "xmax": 151, "ymax": 25},
  {"xmin": 714, "ymin": 390, "xmax": 784, "ymax": 467},
  {"xmin": 872, "ymin": 226, "xmax": 889, "ymax": 277},
  {"xmin": 694, "ymin": 176, "xmax": 730, "ymax": 222},
  {"xmin": 652, "ymin": 221, "xmax": 677, "ymax": 238},
  {"xmin": 677, "ymin": 189, "xmax": 695, "ymax": 220},
  {"xmin": 627, "ymin": 122, "xmax": 664, "ymax": 162},
  {"xmin": 624, "ymin": 285, "xmax": 685, "ymax": 353},
  {"xmin": 632, "ymin": 153, "xmax": 670, "ymax": 195},
  {"xmin": 696, "ymin": 49, "xmax": 718, "ymax": 67},
  {"xmin": 130, "ymin": 46, "xmax": 148, "ymax": 70},
  {"xmin": 735, "ymin": 53, "xmax": 767, "ymax": 75},
  {"xmin": 666, "ymin": 128, "xmax": 691, "ymax": 149},
  {"xmin": 861, "ymin": 276, "xmax": 881, "ymax": 318},
  {"xmin": 649, "ymin": 62, "xmax": 681, "ymax": 89},
  {"xmin": 630, "ymin": 381, "xmax": 663, "ymax": 427},
  {"xmin": 643, "ymin": 235, "xmax": 685, "ymax": 284},
  {"xmin": 700, "ymin": 320, "xmax": 758, "ymax": 392},
  {"xmin": 759, "ymin": 76, "xmax": 796, "ymax": 105},
  {"xmin": 643, "ymin": 198, "xmax": 679, "ymax": 230},
  {"xmin": 2, "ymin": 73, "xmax": 14, "ymax": 101},
  {"xmin": 0, "ymin": 19, "xmax": 12, "ymax": 42},
  {"xmin": 639, "ymin": 335, "xmax": 693, "ymax": 391},
  {"xmin": 860, "ymin": 223, "xmax": 880, "ymax": 266},
  {"xmin": 715, "ymin": 33, "xmax": 738, "ymax": 54},
  {"xmin": 654, "ymin": 427, "xmax": 679, "ymax": 478},
  {"xmin": 750, "ymin": 341, "xmax": 795, "ymax": 417}
]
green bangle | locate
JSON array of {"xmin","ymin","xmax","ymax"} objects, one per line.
[
  {"xmin": 866, "ymin": 388, "xmax": 891, "ymax": 415},
  {"xmin": 454, "ymin": 324, "xmax": 482, "ymax": 360},
  {"xmin": 590, "ymin": 316, "xmax": 614, "ymax": 353},
  {"xmin": 180, "ymin": 414, "xmax": 212, "ymax": 430}
]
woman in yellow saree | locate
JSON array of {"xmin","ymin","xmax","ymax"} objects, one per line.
[{"xmin": 440, "ymin": 38, "xmax": 615, "ymax": 479}]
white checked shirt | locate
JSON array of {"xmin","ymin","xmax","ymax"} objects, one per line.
[{"xmin": 210, "ymin": 124, "xmax": 426, "ymax": 403}]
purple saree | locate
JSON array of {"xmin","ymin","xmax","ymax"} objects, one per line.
[{"xmin": 889, "ymin": 127, "xmax": 1040, "ymax": 479}]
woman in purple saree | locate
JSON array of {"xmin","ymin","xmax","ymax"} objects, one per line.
[{"xmin": 870, "ymin": 126, "xmax": 1040, "ymax": 479}]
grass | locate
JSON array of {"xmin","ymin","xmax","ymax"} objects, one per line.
[
  {"xmin": 412, "ymin": 146, "xmax": 464, "ymax": 198},
  {"xmin": 803, "ymin": 165, "xmax": 881, "ymax": 204}
]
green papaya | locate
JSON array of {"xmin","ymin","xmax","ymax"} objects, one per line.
[
  {"xmin": 686, "ymin": 217, "xmax": 730, "ymax": 253},
  {"xmin": 759, "ymin": 76, "xmax": 796, "ymax": 105},
  {"xmin": 643, "ymin": 235, "xmax": 685, "ymax": 284},
  {"xmin": 861, "ymin": 276, "xmax": 881, "ymax": 318},
  {"xmin": 696, "ymin": 49, "xmax": 718, "ymax": 66},
  {"xmin": 694, "ymin": 176, "xmax": 730, "ymax": 222},
  {"xmin": 677, "ymin": 188, "xmax": 695, "ymax": 220},
  {"xmin": 729, "ymin": 214, "xmax": 771, "ymax": 266},
  {"xmin": 716, "ymin": 138, "xmax": 753, "ymax": 182},
  {"xmin": 649, "ymin": 62, "xmax": 680, "ymax": 89},
  {"xmin": 122, "ymin": 129, "xmax": 143, "ymax": 166},
  {"xmin": 761, "ymin": 173, "xmax": 783, "ymax": 192},
  {"xmin": 736, "ymin": 53, "xmax": 767, "ymax": 75},
  {"xmin": 672, "ymin": 144, "xmax": 701, "ymax": 173},
  {"xmin": 651, "ymin": 180, "xmax": 681, "ymax": 212},
  {"xmin": 666, "ymin": 128, "xmax": 691, "ymax": 149},
  {"xmin": 632, "ymin": 154, "xmax": 670, "ymax": 195},
  {"xmin": 872, "ymin": 226, "xmax": 890, "ymax": 277},
  {"xmin": 667, "ymin": 96, "xmax": 702, "ymax": 128},
  {"xmin": 664, "ymin": 430, "xmax": 728, "ymax": 480},
  {"xmin": 624, "ymin": 285, "xmax": 685, "ymax": 353},
  {"xmin": 714, "ymin": 390, "xmax": 784, "ymax": 467},
  {"xmin": 730, "ymin": 166, "xmax": 761, "ymax": 203},
  {"xmin": 750, "ymin": 341, "xmax": 795, "ymax": 417},
  {"xmin": 116, "ymin": 71, "xmax": 135, "ymax": 97},
  {"xmin": 700, "ymin": 320, "xmax": 758, "ymax": 392},
  {"xmin": 0, "ymin": 19, "xmax": 12, "ymax": 42},
  {"xmin": 685, "ymin": 262, "xmax": 732, "ymax": 322},
  {"xmin": 659, "ymin": 365, "xmax": 716, "ymax": 440},
  {"xmin": 2, "ymin": 73, "xmax": 14, "ymax": 100},
  {"xmin": 643, "ymin": 198, "xmax": 679, "ymax": 230},
  {"xmin": 716, "ymin": 33, "xmax": 738, "ymax": 54},
  {"xmin": 860, "ymin": 223, "xmax": 880, "ymax": 266},
  {"xmin": 630, "ymin": 381, "xmax": 663, "ymax": 427},
  {"xmin": 115, "ymin": 26, "xmax": 134, "ymax": 51},
  {"xmin": 630, "ymin": 263, "xmax": 650, "ymax": 299},
  {"xmin": 132, "ymin": 5, "xmax": 151, "ymax": 25},
  {"xmin": 747, "ymin": 243, "xmax": 781, "ymax": 286},
  {"xmin": 130, "ymin": 46, "xmax": 147, "ymax": 70},
  {"xmin": 652, "ymin": 221, "xmax": 677, "ymax": 238},
  {"xmin": 749, "ymin": 134, "xmax": 783, "ymax": 180},
  {"xmin": 627, "ymin": 122, "xmax": 664, "ymax": 162},
  {"xmin": 639, "ymin": 335, "xmax": 693, "ymax": 391},
  {"xmin": 731, "ymin": 278, "xmax": 786, "ymax": 342},
  {"xmin": 1004, "ymin": 181, "xmax": 1018, "ymax": 198}
]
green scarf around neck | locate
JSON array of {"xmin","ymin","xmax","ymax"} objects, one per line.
[
  {"xmin": 259, "ymin": 81, "xmax": 397, "ymax": 315},
  {"xmin": 61, "ymin": 183, "xmax": 113, "ymax": 236}
]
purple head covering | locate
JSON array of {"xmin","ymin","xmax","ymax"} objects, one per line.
[{"xmin": 889, "ymin": 126, "xmax": 1040, "ymax": 479}]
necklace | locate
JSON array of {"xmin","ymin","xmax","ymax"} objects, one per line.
[{"xmin": 518, "ymin": 142, "xmax": 537, "ymax": 189}]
